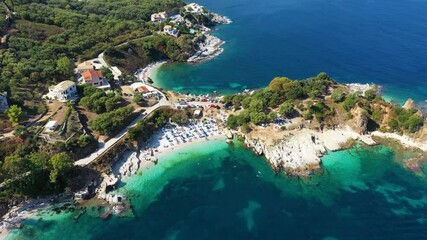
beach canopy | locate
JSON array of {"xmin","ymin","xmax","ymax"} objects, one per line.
[{"xmin": 194, "ymin": 109, "xmax": 202, "ymax": 116}]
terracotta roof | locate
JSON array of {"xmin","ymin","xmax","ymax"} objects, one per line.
[
  {"xmin": 82, "ymin": 70, "xmax": 103, "ymax": 82},
  {"xmin": 137, "ymin": 86, "xmax": 149, "ymax": 92}
]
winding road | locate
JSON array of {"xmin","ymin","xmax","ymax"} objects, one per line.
[{"xmin": 74, "ymin": 96, "xmax": 172, "ymax": 167}]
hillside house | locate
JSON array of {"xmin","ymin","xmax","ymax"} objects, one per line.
[
  {"xmin": 46, "ymin": 81, "xmax": 78, "ymax": 102},
  {"xmin": 79, "ymin": 70, "xmax": 111, "ymax": 91},
  {"xmin": 164, "ymin": 25, "xmax": 180, "ymax": 38},
  {"xmin": 184, "ymin": 3, "xmax": 205, "ymax": 14},
  {"xmin": 151, "ymin": 12, "xmax": 168, "ymax": 22}
]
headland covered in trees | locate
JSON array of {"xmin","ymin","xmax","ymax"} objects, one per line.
[{"xmin": 223, "ymin": 73, "xmax": 427, "ymax": 175}]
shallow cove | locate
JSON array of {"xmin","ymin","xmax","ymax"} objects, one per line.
[
  {"xmin": 7, "ymin": 141, "xmax": 427, "ymax": 240},
  {"xmin": 153, "ymin": 0, "xmax": 427, "ymax": 105}
]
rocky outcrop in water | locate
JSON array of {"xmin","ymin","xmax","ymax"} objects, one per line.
[
  {"xmin": 242, "ymin": 131, "xmax": 328, "ymax": 176},
  {"xmin": 238, "ymin": 126, "xmax": 377, "ymax": 176}
]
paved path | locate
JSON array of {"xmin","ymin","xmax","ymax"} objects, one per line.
[
  {"xmin": 97, "ymin": 52, "xmax": 110, "ymax": 68},
  {"xmin": 74, "ymin": 97, "xmax": 172, "ymax": 166}
]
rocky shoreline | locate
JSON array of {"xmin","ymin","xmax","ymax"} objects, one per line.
[
  {"xmin": 239, "ymin": 126, "xmax": 376, "ymax": 176},
  {"xmin": 234, "ymin": 123, "xmax": 427, "ymax": 176},
  {"xmin": 187, "ymin": 34, "xmax": 225, "ymax": 63}
]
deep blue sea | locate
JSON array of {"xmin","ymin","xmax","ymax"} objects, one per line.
[{"xmin": 154, "ymin": 0, "xmax": 427, "ymax": 105}]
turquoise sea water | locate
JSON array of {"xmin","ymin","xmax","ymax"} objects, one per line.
[
  {"xmin": 153, "ymin": 0, "xmax": 427, "ymax": 105},
  {"xmin": 7, "ymin": 140, "xmax": 427, "ymax": 239}
]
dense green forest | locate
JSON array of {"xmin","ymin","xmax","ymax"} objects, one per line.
[
  {"xmin": 104, "ymin": 34, "xmax": 196, "ymax": 71},
  {"xmin": 0, "ymin": 0, "xmax": 184, "ymax": 114}
]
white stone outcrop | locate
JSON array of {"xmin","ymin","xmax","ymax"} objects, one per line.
[{"xmin": 241, "ymin": 127, "xmax": 377, "ymax": 176}]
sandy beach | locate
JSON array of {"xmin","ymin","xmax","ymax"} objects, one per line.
[
  {"xmin": 112, "ymin": 121, "xmax": 226, "ymax": 182},
  {"xmin": 136, "ymin": 60, "xmax": 168, "ymax": 84}
]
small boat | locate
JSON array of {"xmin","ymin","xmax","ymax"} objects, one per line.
[{"xmin": 425, "ymin": 100, "xmax": 427, "ymax": 103}]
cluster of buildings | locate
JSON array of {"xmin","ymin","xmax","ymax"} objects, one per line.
[
  {"xmin": 150, "ymin": 3, "xmax": 206, "ymax": 24},
  {"xmin": 45, "ymin": 69, "xmax": 111, "ymax": 102},
  {"xmin": 151, "ymin": 3, "xmax": 211, "ymax": 38}
]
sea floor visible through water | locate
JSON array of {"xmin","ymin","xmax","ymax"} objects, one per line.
[{"xmin": 7, "ymin": 140, "xmax": 427, "ymax": 239}]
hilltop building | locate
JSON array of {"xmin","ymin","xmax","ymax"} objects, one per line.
[
  {"xmin": 151, "ymin": 12, "xmax": 168, "ymax": 22},
  {"xmin": 164, "ymin": 25, "xmax": 180, "ymax": 38},
  {"xmin": 184, "ymin": 3, "xmax": 205, "ymax": 14},
  {"xmin": 46, "ymin": 80, "xmax": 78, "ymax": 102}
]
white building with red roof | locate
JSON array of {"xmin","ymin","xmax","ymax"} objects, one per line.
[{"xmin": 79, "ymin": 70, "xmax": 111, "ymax": 91}]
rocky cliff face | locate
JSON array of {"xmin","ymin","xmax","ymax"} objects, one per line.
[
  {"xmin": 236, "ymin": 125, "xmax": 376, "ymax": 176},
  {"xmin": 351, "ymin": 106, "xmax": 369, "ymax": 134},
  {"xmin": 403, "ymin": 98, "xmax": 416, "ymax": 110},
  {"xmin": 242, "ymin": 131, "xmax": 326, "ymax": 176}
]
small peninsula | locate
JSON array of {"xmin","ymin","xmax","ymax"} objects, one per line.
[{"xmin": 222, "ymin": 74, "xmax": 427, "ymax": 175}]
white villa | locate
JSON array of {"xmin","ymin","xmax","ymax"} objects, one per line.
[
  {"xmin": 46, "ymin": 80, "xmax": 78, "ymax": 102},
  {"xmin": 164, "ymin": 25, "xmax": 180, "ymax": 38},
  {"xmin": 0, "ymin": 92, "xmax": 8, "ymax": 113},
  {"xmin": 170, "ymin": 15, "xmax": 185, "ymax": 25},
  {"xmin": 151, "ymin": 12, "xmax": 168, "ymax": 22},
  {"xmin": 184, "ymin": 3, "xmax": 205, "ymax": 14},
  {"xmin": 79, "ymin": 70, "xmax": 111, "ymax": 91}
]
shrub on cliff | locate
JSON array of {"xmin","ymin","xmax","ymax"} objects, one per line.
[
  {"xmin": 342, "ymin": 94, "xmax": 358, "ymax": 111},
  {"xmin": 404, "ymin": 115, "xmax": 424, "ymax": 133},
  {"xmin": 331, "ymin": 91, "xmax": 345, "ymax": 103},
  {"xmin": 279, "ymin": 102, "xmax": 294, "ymax": 117}
]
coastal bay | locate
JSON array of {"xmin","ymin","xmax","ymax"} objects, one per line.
[{"xmin": 152, "ymin": 0, "xmax": 427, "ymax": 106}]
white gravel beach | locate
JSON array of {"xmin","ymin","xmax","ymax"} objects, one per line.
[{"xmin": 113, "ymin": 121, "xmax": 226, "ymax": 181}]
